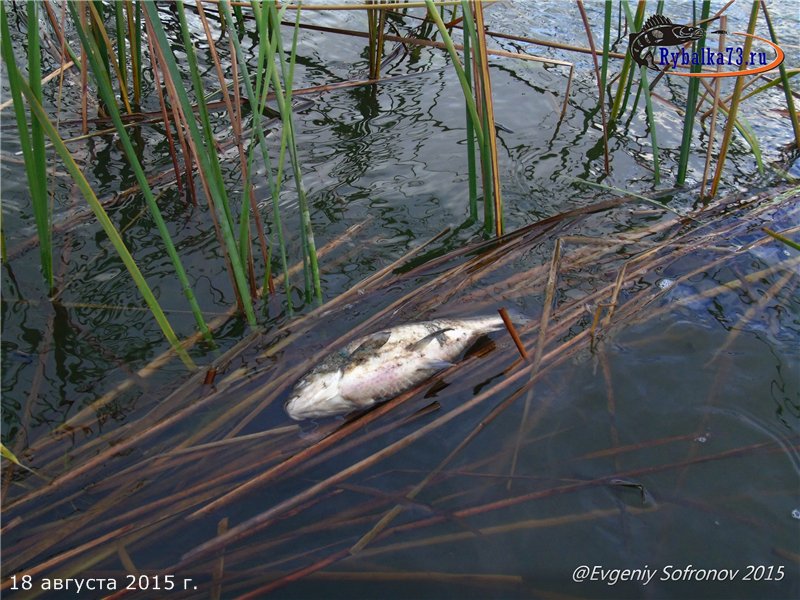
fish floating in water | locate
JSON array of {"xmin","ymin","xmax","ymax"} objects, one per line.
[
  {"xmin": 629, "ymin": 14, "xmax": 704, "ymax": 71},
  {"xmin": 285, "ymin": 314, "xmax": 522, "ymax": 420}
]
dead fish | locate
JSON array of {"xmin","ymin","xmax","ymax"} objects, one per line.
[
  {"xmin": 629, "ymin": 14, "xmax": 704, "ymax": 71},
  {"xmin": 285, "ymin": 314, "xmax": 522, "ymax": 420}
]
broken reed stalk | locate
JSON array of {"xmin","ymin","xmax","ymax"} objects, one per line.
[{"xmin": 676, "ymin": 0, "xmax": 711, "ymax": 185}]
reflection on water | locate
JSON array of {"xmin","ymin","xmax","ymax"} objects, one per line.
[{"xmin": 2, "ymin": 1, "xmax": 798, "ymax": 598}]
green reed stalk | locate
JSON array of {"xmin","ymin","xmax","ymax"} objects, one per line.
[
  {"xmin": 21, "ymin": 1, "xmax": 54, "ymax": 292},
  {"xmin": 230, "ymin": 1, "xmax": 293, "ymax": 311},
  {"xmin": 86, "ymin": 1, "xmax": 132, "ymax": 114},
  {"xmin": 143, "ymin": 1, "xmax": 256, "ymax": 325},
  {"xmin": 268, "ymin": 2, "xmax": 323, "ymax": 304},
  {"xmin": 610, "ymin": 1, "xmax": 645, "ymax": 123},
  {"xmin": 738, "ymin": 71, "xmax": 800, "ymax": 103},
  {"xmin": 622, "ymin": 1, "xmax": 659, "ymax": 183},
  {"xmin": 424, "ymin": 1, "xmax": 484, "ymax": 149},
  {"xmin": 436, "ymin": 0, "xmax": 493, "ymax": 231},
  {"xmin": 459, "ymin": 2, "xmax": 484, "ymax": 216},
  {"xmin": 760, "ymin": 1, "xmax": 800, "ymax": 148},
  {"xmin": 232, "ymin": 3, "xmax": 246, "ymax": 36},
  {"xmin": 90, "ymin": 0, "xmax": 110, "ymax": 79},
  {"xmin": 114, "ymin": 1, "xmax": 127, "ymax": 101},
  {"xmin": 7, "ymin": 71, "xmax": 195, "ymax": 368},
  {"xmin": 459, "ymin": 1, "xmax": 492, "ymax": 231},
  {"xmin": 129, "ymin": 0, "xmax": 142, "ymax": 105},
  {"xmin": 472, "ymin": 0, "xmax": 502, "ymax": 236},
  {"xmin": 463, "ymin": 21, "xmax": 478, "ymax": 222},
  {"xmin": 763, "ymin": 228, "xmax": 800, "ymax": 252},
  {"xmin": 676, "ymin": 0, "xmax": 710, "ymax": 185},
  {"xmin": 67, "ymin": 1, "xmax": 213, "ymax": 341}
]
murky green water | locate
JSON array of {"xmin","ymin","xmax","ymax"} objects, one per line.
[{"xmin": 2, "ymin": 2, "xmax": 799, "ymax": 599}]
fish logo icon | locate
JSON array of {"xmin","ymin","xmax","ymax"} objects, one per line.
[{"xmin": 629, "ymin": 14, "xmax": 704, "ymax": 71}]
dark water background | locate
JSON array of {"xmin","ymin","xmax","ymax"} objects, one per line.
[{"xmin": 2, "ymin": 2, "xmax": 799, "ymax": 598}]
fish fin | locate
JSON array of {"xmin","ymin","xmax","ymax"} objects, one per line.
[
  {"xmin": 419, "ymin": 359, "xmax": 455, "ymax": 371},
  {"xmin": 407, "ymin": 328, "xmax": 453, "ymax": 352},
  {"xmin": 642, "ymin": 14, "xmax": 672, "ymax": 30},
  {"xmin": 350, "ymin": 330, "xmax": 392, "ymax": 357}
]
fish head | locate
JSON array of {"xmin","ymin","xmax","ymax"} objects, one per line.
[
  {"xmin": 284, "ymin": 369, "xmax": 346, "ymax": 420},
  {"xmin": 677, "ymin": 25, "xmax": 704, "ymax": 41}
]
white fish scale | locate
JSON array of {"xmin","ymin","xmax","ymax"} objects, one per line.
[
  {"xmin": 338, "ymin": 321, "xmax": 486, "ymax": 402},
  {"xmin": 285, "ymin": 315, "xmax": 508, "ymax": 420}
]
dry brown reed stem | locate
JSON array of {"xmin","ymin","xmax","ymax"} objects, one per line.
[
  {"xmin": 487, "ymin": 28, "xmax": 627, "ymax": 59},
  {"xmin": 9, "ymin": 189, "xmax": 790, "ymax": 583},
  {"xmin": 577, "ymin": 0, "xmax": 609, "ymax": 174},
  {"xmin": 145, "ymin": 8, "xmax": 243, "ymax": 312},
  {"xmin": 197, "ymin": 0, "xmax": 269, "ymax": 288},
  {"xmin": 709, "ymin": 7, "xmax": 760, "ymax": 198},
  {"xmin": 360, "ymin": 507, "xmax": 649, "ymax": 560},
  {"xmin": 144, "ymin": 27, "xmax": 185, "ymax": 199},
  {"xmin": 283, "ymin": 19, "xmax": 574, "ymax": 69},
  {"xmin": 0, "ymin": 61, "xmax": 75, "ymax": 112},
  {"xmin": 498, "ymin": 307, "xmax": 528, "ymax": 360}
]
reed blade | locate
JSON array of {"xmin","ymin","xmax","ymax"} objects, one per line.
[{"xmin": 11, "ymin": 74, "xmax": 195, "ymax": 368}]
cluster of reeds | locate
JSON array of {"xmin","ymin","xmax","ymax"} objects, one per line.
[
  {"xmin": 3, "ymin": 179, "xmax": 797, "ymax": 597},
  {"xmin": 3, "ymin": 0, "xmax": 796, "ymax": 360},
  {"xmin": 1, "ymin": 1, "xmax": 323, "ymax": 359}
]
